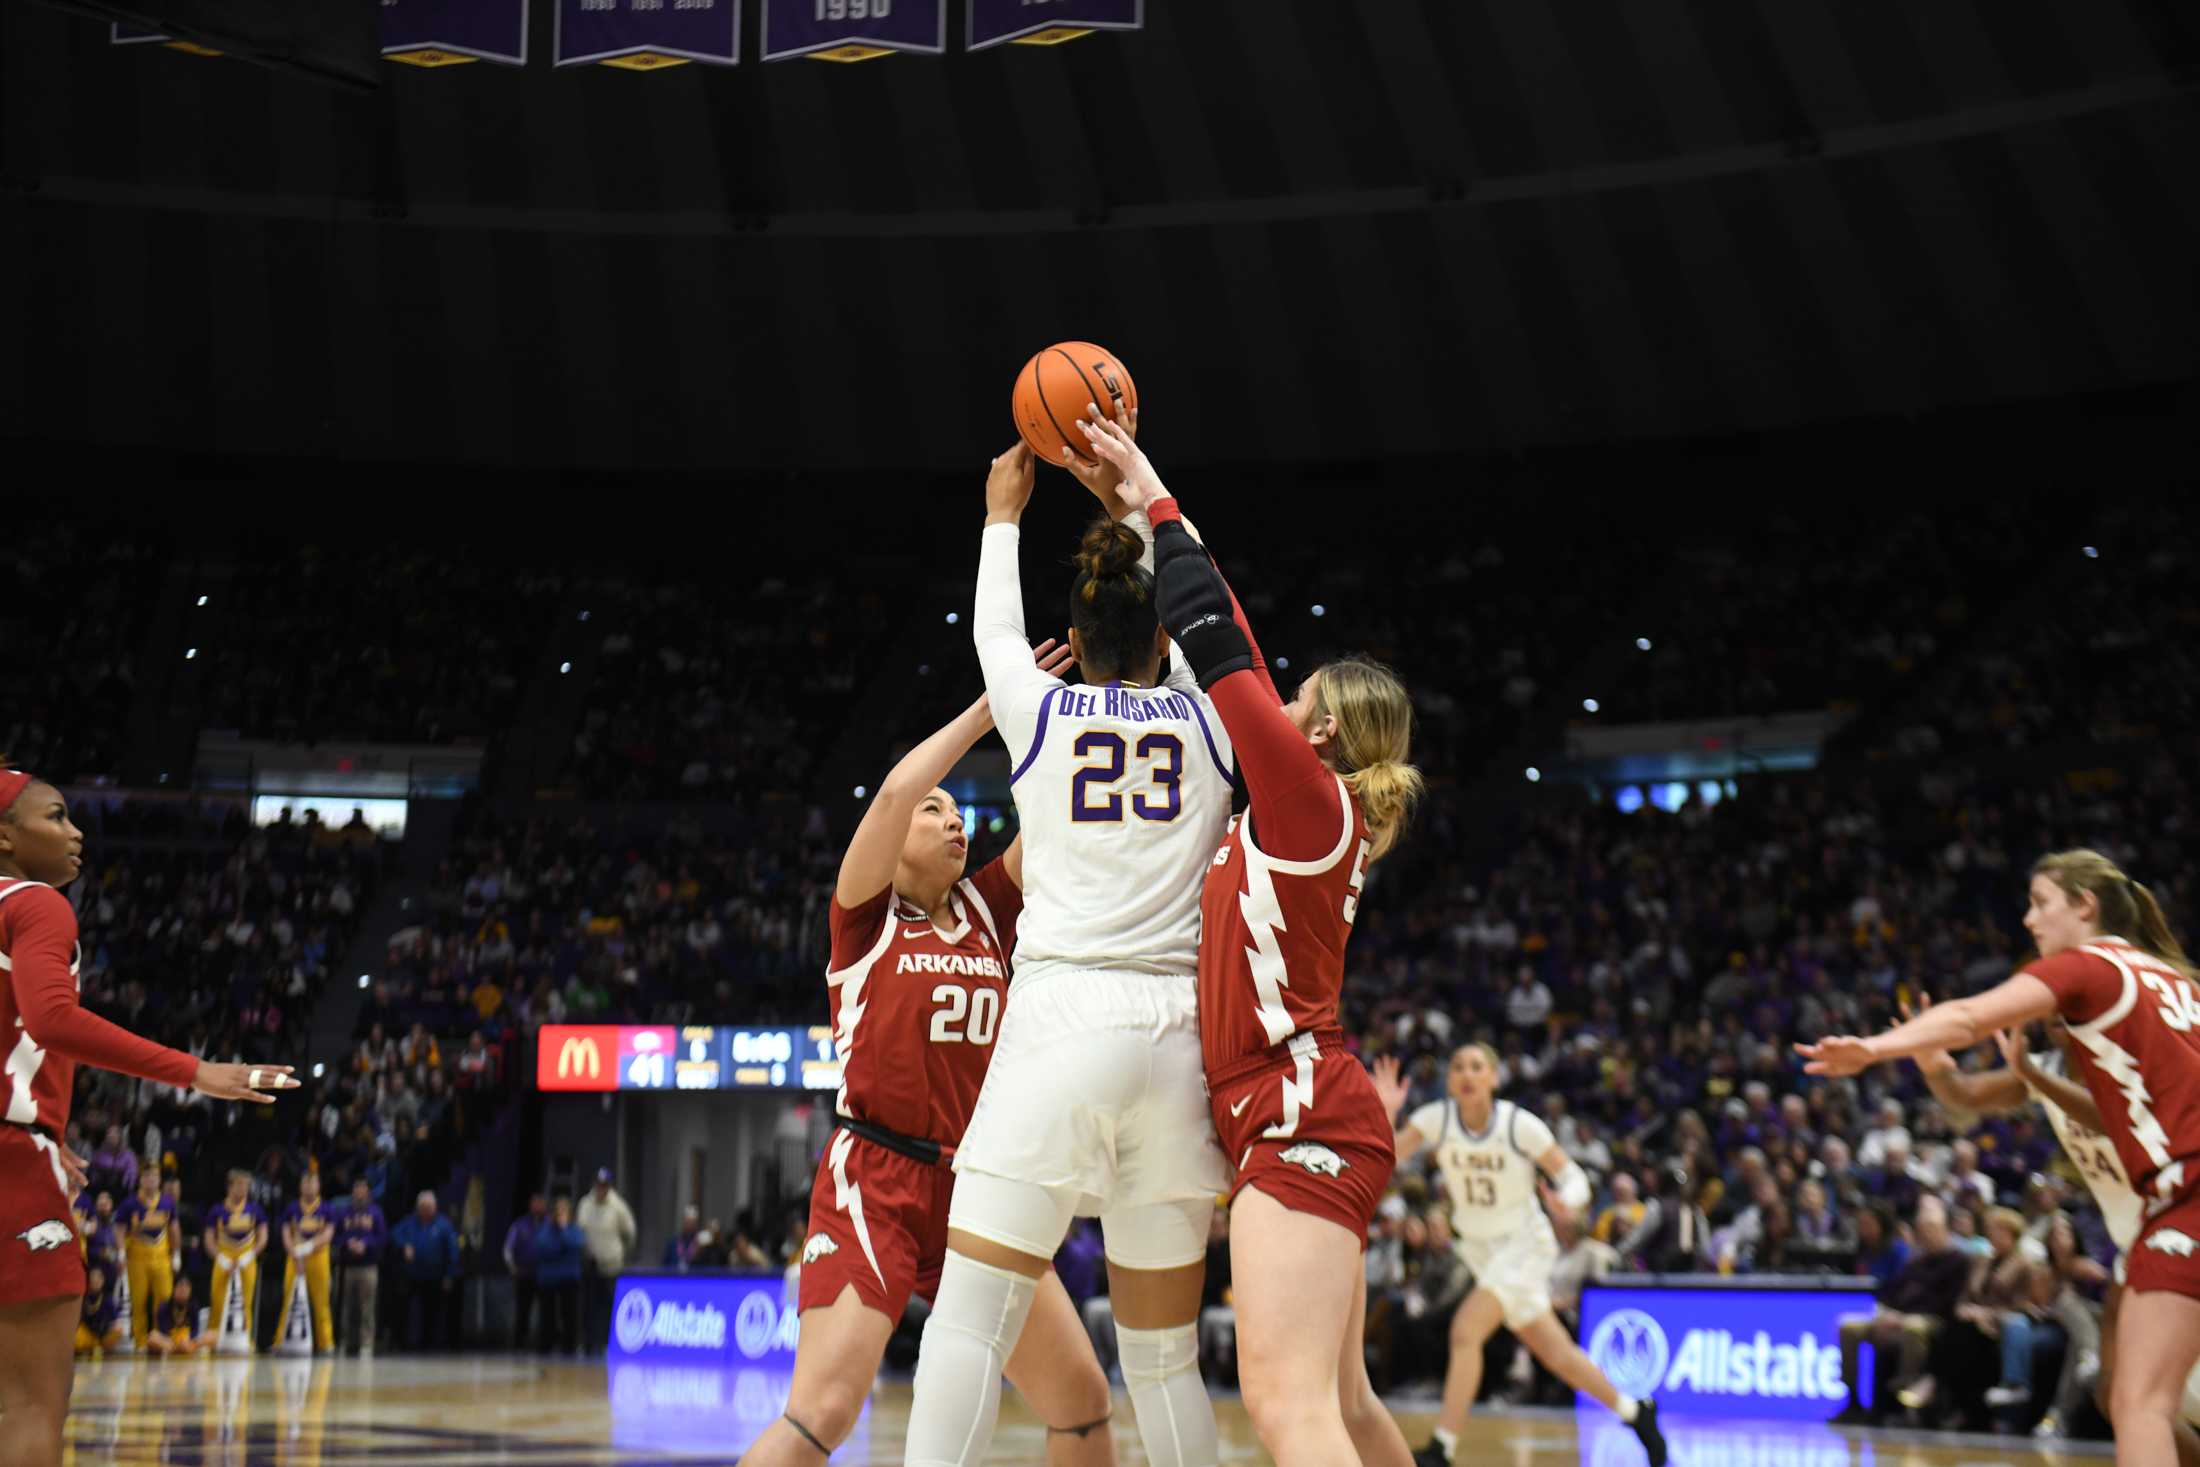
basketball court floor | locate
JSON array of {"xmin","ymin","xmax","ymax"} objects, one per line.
[{"xmin": 59, "ymin": 1355, "xmax": 2117, "ymax": 1465}]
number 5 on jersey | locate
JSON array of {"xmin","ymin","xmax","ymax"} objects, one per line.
[
  {"xmin": 929, "ymin": 985, "xmax": 1000, "ymax": 1045},
  {"xmin": 1070, "ymin": 731, "xmax": 1183, "ymax": 823}
]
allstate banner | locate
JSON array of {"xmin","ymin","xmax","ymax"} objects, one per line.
[
  {"xmin": 966, "ymin": 0, "xmax": 1139, "ymax": 51},
  {"xmin": 555, "ymin": 0, "xmax": 740, "ymax": 70},
  {"xmin": 1578, "ymin": 1283, "xmax": 1876, "ymax": 1421},
  {"xmin": 382, "ymin": 0, "xmax": 528, "ymax": 67},
  {"xmin": 762, "ymin": 0, "xmax": 943, "ymax": 63},
  {"xmin": 611, "ymin": 1274, "xmax": 801, "ymax": 1366}
]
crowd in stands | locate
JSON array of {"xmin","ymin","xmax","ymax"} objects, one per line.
[{"xmin": 0, "ymin": 520, "xmax": 163, "ymax": 784}]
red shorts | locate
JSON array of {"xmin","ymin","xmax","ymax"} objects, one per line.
[
  {"xmin": 2128, "ymin": 1189, "xmax": 2200, "ymax": 1299},
  {"xmin": 0, "ymin": 1126, "xmax": 86, "ymax": 1305},
  {"xmin": 1209, "ymin": 1043, "xmax": 1394, "ymax": 1247},
  {"xmin": 795, "ymin": 1128, "xmax": 954, "ymax": 1320}
]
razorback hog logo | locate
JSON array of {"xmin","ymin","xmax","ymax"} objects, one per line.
[
  {"xmin": 801, "ymin": 1233, "xmax": 840, "ymax": 1265},
  {"xmin": 16, "ymin": 1220, "xmax": 74, "ymax": 1253},
  {"xmin": 2147, "ymin": 1229, "xmax": 2200, "ymax": 1258},
  {"xmin": 1278, "ymin": 1143, "xmax": 1348, "ymax": 1178}
]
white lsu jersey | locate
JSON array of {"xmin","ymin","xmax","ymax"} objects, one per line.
[
  {"xmin": 1412, "ymin": 1097, "xmax": 1557, "ymax": 1243},
  {"xmin": 971, "ymin": 517, "xmax": 1235, "ymax": 987},
  {"xmin": 2027, "ymin": 1049, "xmax": 2144, "ymax": 1251}
]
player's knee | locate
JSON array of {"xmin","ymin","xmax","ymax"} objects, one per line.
[
  {"xmin": 785, "ymin": 1378, "xmax": 865, "ymax": 1448},
  {"xmin": 1242, "ymin": 1371, "xmax": 1329, "ymax": 1442},
  {"xmin": 1451, "ymin": 1309, "xmax": 1493, "ymax": 1348}
]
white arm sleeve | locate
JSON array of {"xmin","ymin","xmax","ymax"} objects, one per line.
[{"xmin": 974, "ymin": 522, "xmax": 1061, "ymax": 754}]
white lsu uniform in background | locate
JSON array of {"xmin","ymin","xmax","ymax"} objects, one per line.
[
  {"xmin": 955, "ymin": 512, "xmax": 1235, "ymax": 1268},
  {"xmin": 2020, "ymin": 1053, "xmax": 2200, "ymax": 1424},
  {"xmin": 1413, "ymin": 1097, "xmax": 1560, "ymax": 1328}
]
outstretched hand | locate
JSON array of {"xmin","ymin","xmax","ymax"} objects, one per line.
[
  {"xmin": 1993, "ymin": 1027, "xmax": 2035, "ymax": 1075},
  {"xmin": 986, "ymin": 442, "xmax": 1037, "ymax": 523},
  {"xmin": 1056, "ymin": 400, "xmax": 1140, "ymax": 513},
  {"xmin": 1078, "ymin": 414, "xmax": 1169, "ymax": 513},
  {"xmin": 1370, "ymin": 1054, "xmax": 1410, "ymax": 1120},
  {"xmin": 193, "ymin": 1061, "xmax": 300, "ymax": 1104},
  {"xmin": 1793, "ymin": 1035, "xmax": 1877, "ymax": 1077}
]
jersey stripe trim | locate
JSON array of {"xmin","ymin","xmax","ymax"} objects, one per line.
[
  {"xmin": 824, "ymin": 904, "xmax": 899, "ymax": 1121},
  {"xmin": 1242, "ymin": 775, "xmax": 1356, "ymax": 878},
  {"xmin": 1184, "ymin": 694, "xmax": 1232, "ymax": 781},
  {"xmin": 1007, "ymin": 685, "xmax": 1064, "ymax": 786},
  {"xmin": 957, "ymin": 878, "xmax": 1004, "ymax": 962},
  {"xmin": 2070, "ymin": 941, "xmax": 2142, "ymax": 1036}
]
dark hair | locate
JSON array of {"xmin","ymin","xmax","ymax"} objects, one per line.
[
  {"xmin": 2033, "ymin": 848, "xmax": 2197, "ymax": 980},
  {"xmin": 1068, "ymin": 517, "xmax": 1157, "ymax": 683}
]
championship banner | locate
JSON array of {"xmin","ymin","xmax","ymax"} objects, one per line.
[
  {"xmin": 555, "ymin": 0, "xmax": 740, "ymax": 70},
  {"xmin": 110, "ymin": 22, "xmax": 222, "ymax": 55},
  {"xmin": 382, "ymin": 0, "xmax": 528, "ymax": 68},
  {"xmin": 965, "ymin": 0, "xmax": 1138, "ymax": 50},
  {"xmin": 762, "ymin": 0, "xmax": 943, "ymax": 62}
]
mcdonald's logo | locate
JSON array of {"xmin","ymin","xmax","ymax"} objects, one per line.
[
  {"xmin": 559, "ymin": 1037, "xmax": 601, "ymax": 1080},
  {"xmin": 537, "ymin": 1027, "xmax": 618, "ymax": 1091}
]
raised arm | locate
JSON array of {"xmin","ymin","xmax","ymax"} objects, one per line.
[
  {"xmin": 1797, "ymin": 973, "xmax": 2059, "ymax": 1077},
  {"xmin": 1371, "ymin": 1057, "xmax": 1434, "ymax": 1162},
  {"xmin": 1900, "ymin": 991, "xmax": 2030, "ymax": 1116},
  {"xmin": 973, "ymin": 445, "xmax": 1061, "ymax": 721}
]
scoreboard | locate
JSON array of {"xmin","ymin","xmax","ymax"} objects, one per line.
[{"xmin": 538, "ymin": 1024, "xmax": 842, "ymax": 1094}]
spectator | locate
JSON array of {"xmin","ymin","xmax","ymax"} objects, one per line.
[
  {"xmin": 662, "ymin": 1205, "xmax": 704, "ymax": 1270},
  {"xmin": 505, "ymin": 1193, "xmax": 548, "ymax": 1349},
  {"xmin": 1592, "ymin": 1174, "xmax": 1644, "ymax": 1248},
  {"xmin": 1834, "ymin": 1197, "xmax": 1971, "ymax": 1424},
  {"xmin": 337, "ymin": 1177, "xmax": 387, "ymax": 1358},
  {"xmin": 2036, "ymin": 1212, "xmax": 2112, "ymax": 1439},
  {"xmin": 1945, "ymin": 1207, "xmax": 2053, "ymax": 1418},
  {"xmin": 1788, "ymin": 1178, "xmax": 1855, "ymax": 1270},
  {"xmin": 1504, "ymin": 965, "xmax": 1554, "ymax": 1030},
  {"xmin": 1853, "ymin": 1202, "xmax": 1910, "ymax": 1290},
  {"xmin": 1857, "ymin": 1099, "xmax": 1910, "ymax": 1170},
  {"xmin": 535, "ymin": 1195, "xmax": 587, "ymax": 1357},
  {"xmin": 88, "ymin": 1124, "xmax": 138, "ymax": 1198},
  {"xmin": 391, "ymin": 1191, "xmax": 461, "ymax": 1351},
  {"xmin": 1619, "ymin": 1163, "xmax": 1713, "ymax": 1273},
  {"xmin": 1942, "ymin": 1139, "xmax": 1996, "ymax": 1210},
  {"xmin": 576, "ymin": 1169, "xmax": 637, "ymax": 1354}
]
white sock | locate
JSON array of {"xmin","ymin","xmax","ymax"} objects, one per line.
[
  {"xmin": 1434, "ymin": 1425, "xmax": 1459, "ymax": 1460},
  {"xmin": 1116, "ymin": 1323, "xmax": 1217, "ymax": 1467},
  {"xmin": 1617, "ymin": 1396, "xmax": 1639, "ymax": 1423},
  {"xmin": 904, "ymin": 1251, "xmax": 1038, "ymax": 1467}
]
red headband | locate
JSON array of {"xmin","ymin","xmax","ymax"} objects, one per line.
[{"xmin": 0, "ymin": 769, "xmax": 34, "ymax": 812}]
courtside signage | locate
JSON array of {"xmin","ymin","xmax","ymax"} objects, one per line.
[
  {"xmin": 536, "ymin": 1025, "xmax": 842, "ymax": 1093},
  {"xmin": 1578, "ymin": 1284, "xmax": 1875, "ymax": 1421},
  {"xmin": 610, "ymin": 1275, "xmax": 800, "ymax": 1366}
]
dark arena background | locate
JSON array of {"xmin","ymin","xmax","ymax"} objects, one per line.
[{"xmin": 2, "ymin": 0, "xmax": 2196, "ymax": 1461}]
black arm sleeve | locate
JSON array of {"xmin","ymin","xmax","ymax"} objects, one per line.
[{"xmin": 1152, "ymin": 520, "xmax": 1253, "ymax": 691}]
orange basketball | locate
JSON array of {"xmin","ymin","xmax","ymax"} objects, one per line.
[{"xmin": 1012, "ymin": 342, "xmax": 1138, "ymax": 466}]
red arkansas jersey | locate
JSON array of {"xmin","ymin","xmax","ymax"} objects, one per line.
[
  {"xmin": 1198, "ymin": 774, "xmax": 1372, "ymax": 1075},
  {"xmin": 824, "ymin": 858, "xmax": 1022, "ymax": 1145},
  {"xmin": 2026, "ymin": 937, "xmax": 2200, "ymax": 1202},
  {"xmin": 1, "ymin": 878, "xmax": 197, "ymax": 1134}
]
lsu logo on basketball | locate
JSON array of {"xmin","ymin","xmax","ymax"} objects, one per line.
[
  {"xmin": 16, "ymin": 1220, "xmax": 74, "ymax": 1253},
  {"xmin": 801, "ymin": 1233, "xmax": 839, "ymax": 1265},
  {"xmin": 1278, "ymin": 1143, "xmax": 1348, "ymax": 1177},
  {"xmin": 2147, "ymin": 1229, "xmax": 2200, "ymax": 1258}
]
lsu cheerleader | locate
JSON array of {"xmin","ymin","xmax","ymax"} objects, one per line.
[
  {"xmin": 205, "ymin": 1171, "xmax": 270, "ymax": 1347},
  {"xmin": 280, "ymin": 1168, "xmax": 337, "ymax": 1353},
  {"xmin": 115, "ymin": 1169, "xmax": 178, "ymax": 1347}
]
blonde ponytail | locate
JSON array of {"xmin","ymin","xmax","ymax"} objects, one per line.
[{"xmin": 1311, "ymin": 656, "xmax": 1424, "ymax": 861}]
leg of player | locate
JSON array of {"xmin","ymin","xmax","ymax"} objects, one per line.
[
  {"xmin": 2110, "ymin": 1291, "xmax": 2200, "ymax": 1467},
  {"xmin": 1103, "ymin": 1196, "xmax": 1220, "ymax": 1467},
  {"xmin": 1421, "ymin": 1288, "xmax": 1504, "ymax": 1463},
  {"xmin": 904, "ymin": 1226, "xmax": 1054, "ymax": 1467},
  {"xmin": 738, "ymin": 1285, "xmax": 895, "ymax": 1464},
  {"xmin": 1000, "ymin": 1269, "xmax": 1117, "ymax": 1467},
  {"xmin": 1228, "ymin": 1184, "xmax": 1382, "ymax": 1467},
  {"xmin": 1105, "ymin": 1254, "xmax": 1216, "ymax": 1467},
  {"xmin": 1517, "ymin": 1311, "xmax": 1665, "ymax": 1467},
  {"xmin": 1334, "ymin": 1267, "xmax": 1415, "ymax": 1467},
  {"xmin": 0, "ymin": 1295, "xmax": 79, "ymax": 1467}
]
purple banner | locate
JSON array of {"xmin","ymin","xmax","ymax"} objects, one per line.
[
  {"xmin": 966, "ymin": 0, "xmax": 1138, "ymax": 51},
  {"xmin": 761, "ymin": 0, "xmax": 943, "ymax": 61},
  {"xmin": 555, "ymin": 0, "xmax": 740, "ymax": 67},
  {"xmin": 381, "ymin": 0, "xmax": 528, "ymax": 67}
]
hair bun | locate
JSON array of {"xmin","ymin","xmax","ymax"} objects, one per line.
[{"xmin": 1074, "ymin": 518, "xmax": 1145, "ymax": 582}]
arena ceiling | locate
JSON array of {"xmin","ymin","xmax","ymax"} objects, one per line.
[{"xmin": 2, "ymin": 0, "xmax": 2194, "ymax": 472}]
